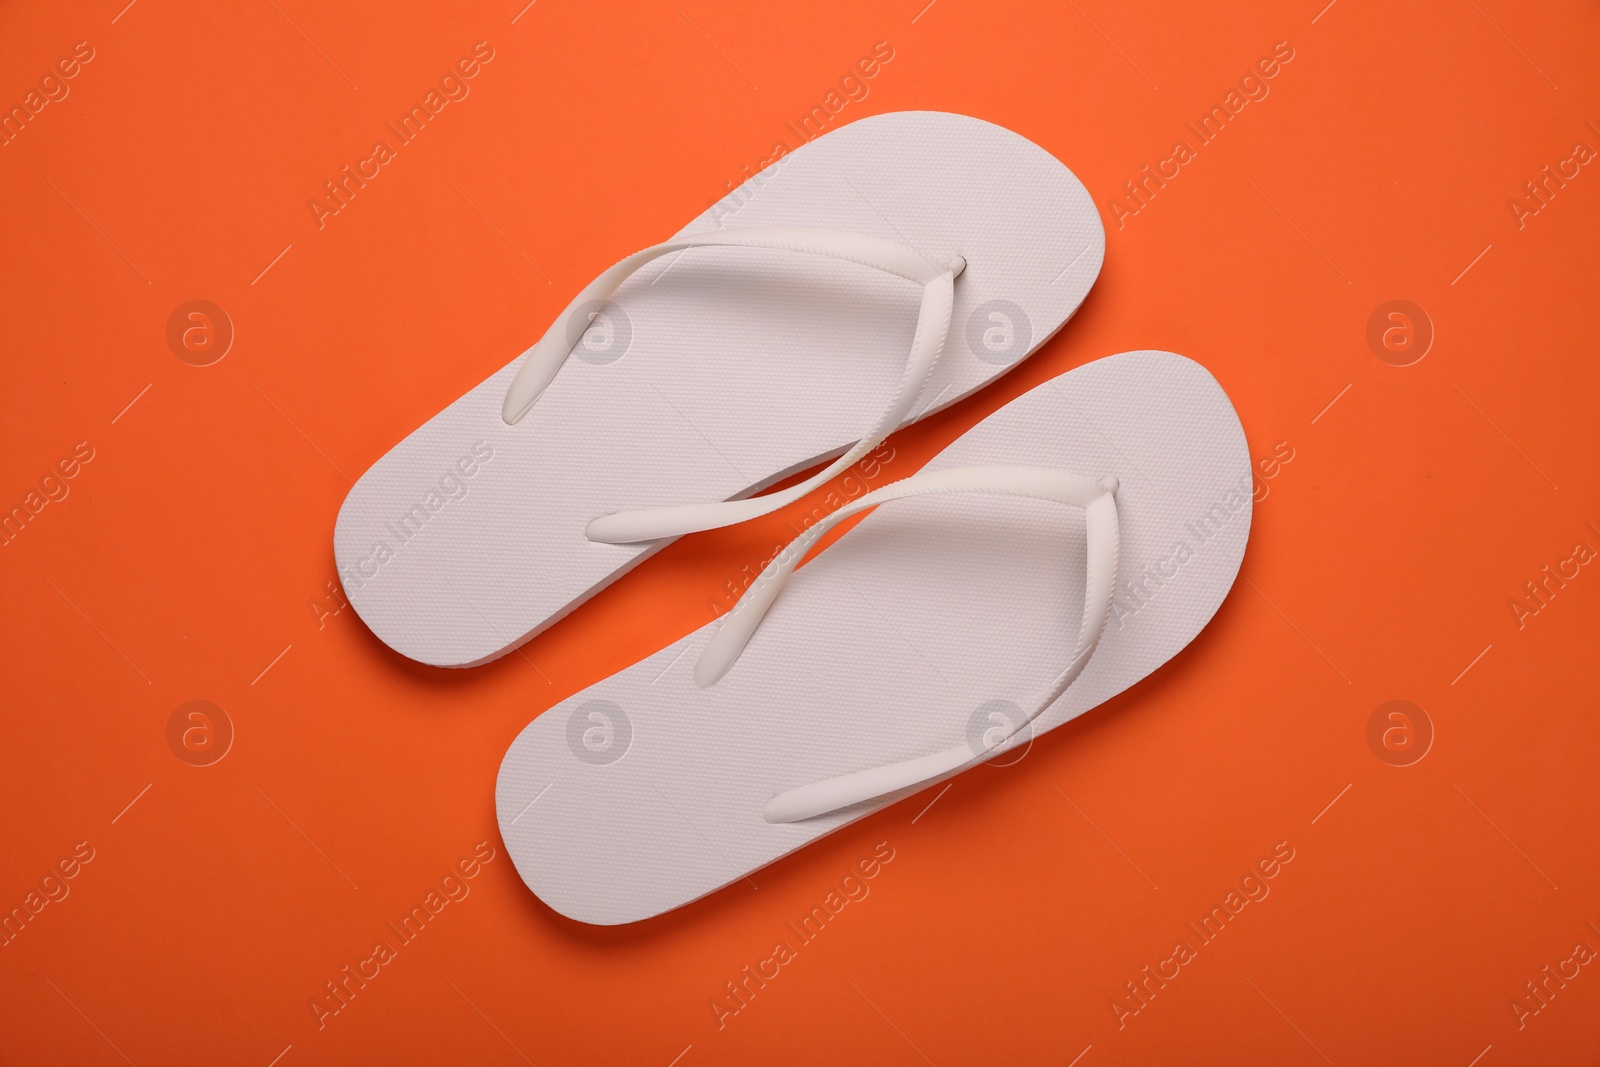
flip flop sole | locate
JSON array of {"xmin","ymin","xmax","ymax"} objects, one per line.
[
  {"xmin": 497, "ymin": 351, "xmax": 1252, "ymax": 924},
  {"xmin": 334, "ymin": 111, "xmax": 1103, "ymax": 666}
]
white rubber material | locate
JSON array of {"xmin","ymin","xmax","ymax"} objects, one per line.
[
  {"xmin": 740, "ymin": 467, "xmax": 1120, "ymax": 823},
  {"xmin": 497, "ymin": 351, "xmax": 1253, "ymax": 925},
  {"xmin": 504, "ymin": 227, "xmax": 964, "ymax": 422},
  {"xmin": 576, "ymin": 232, "xmax": 963, "ymax": 544},
  {"xmin": 334, "ymin": 111, "xmax": 1103, "ymax": 667}
]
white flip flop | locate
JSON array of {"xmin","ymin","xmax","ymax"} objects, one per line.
[
  {"xmin": 334, "ymin": 111, "xmax": 1103, "ymax": 667},
  {"xmin": 496, "ymin": 350, "xmax": 1253, "ymax": 925}
]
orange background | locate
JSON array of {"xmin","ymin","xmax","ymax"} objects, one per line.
[{"xmin": 3, "ymin": 0, "xmax": 1599, "ymax": 1063}]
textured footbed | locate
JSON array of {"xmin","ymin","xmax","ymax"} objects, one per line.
[
  {"xmin": 333, "ymin": 111, "xmax": 1104, "ymax": 667},
  {"xmin": 496, "ymin": 351, "xmax": 1253, "ymax": 925}
]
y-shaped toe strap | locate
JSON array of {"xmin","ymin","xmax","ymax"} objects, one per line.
[
  {"xmin": 499, "ymin": 227, "xmax": 965, "ymax": 544},
  {"xmin": 689, "ymin": 464, "xmax": 1120, "ymax": 823}
]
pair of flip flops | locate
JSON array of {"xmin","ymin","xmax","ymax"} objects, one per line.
[{"xmin": 334, "ymin": 112, "xmax": 1251, "ymax": 925}]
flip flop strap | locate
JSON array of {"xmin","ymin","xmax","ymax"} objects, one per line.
[
  {"xmin": 499, "ymin": 227, "xmax": 965, "ymax": 543},
  {"xmin": 690, "ymin": 464, "xmax": 1120, "ymax": 823}
]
